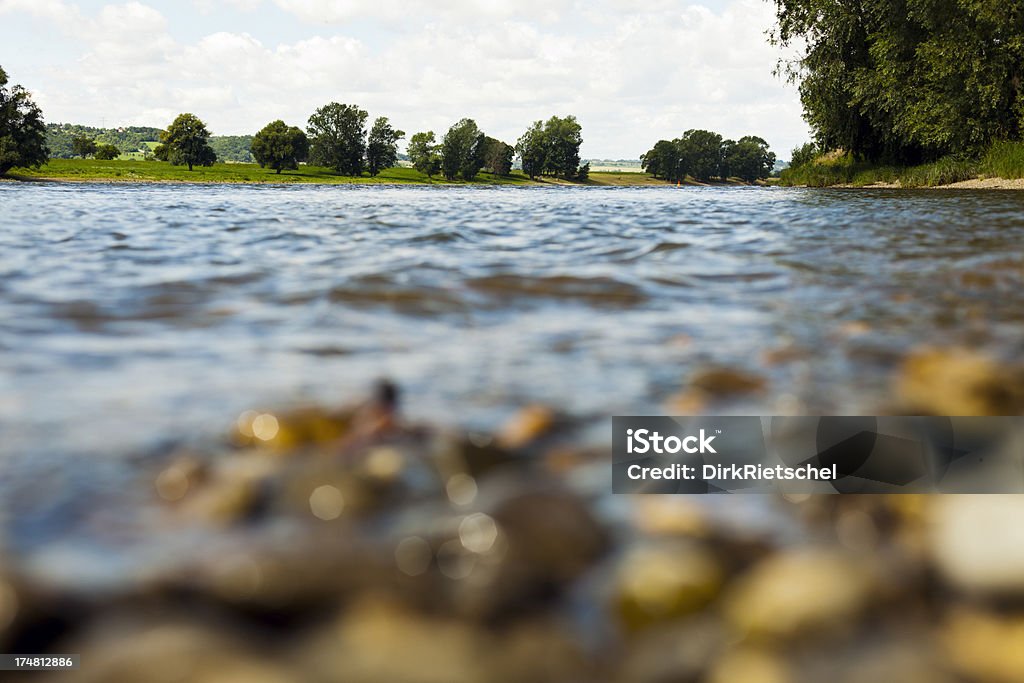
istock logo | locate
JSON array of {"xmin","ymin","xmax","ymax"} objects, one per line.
[{"xmin": 626, "ymin": 428, "xmax": 717, "ymax": 454}]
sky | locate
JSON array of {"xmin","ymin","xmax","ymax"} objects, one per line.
[{"xmin": 0, "ymin": 0, "xmax": 810, "ymax": 159}]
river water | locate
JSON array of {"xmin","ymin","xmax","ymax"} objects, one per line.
[{"xmin": 3, "ymin": 183, "xmax": 1024, "ymax": 464}]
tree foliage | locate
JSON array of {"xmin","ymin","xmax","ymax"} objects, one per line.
[
  {"xmin": 407, "ymin": 131, "xmax": 441, "ymax": 178},
  {"xmin": 441, "ymin": 118, "xmax": 484, "ymax": 181},
  {"xmin": 641, "ymin": 130, "xmax": 775, "ymax": 182},
  {"xmin": 93, "ymin": 143, "xmax": 120, "ymax": 160},
  {"xmin": 366, "ymin": 116, "xmax": 405, "ymax": 176},
  {"xmin": 307, "ymin": 102, "xmax": 368, "ymax": 175},
  {"xmin": 481, "ymin": 136, "xmax": 514, "ymax": 175},
  {"xmin": 0, "ymin": 65, "xmax": 48, "ymax": 175},
  {"xmin": 772, "ymin": 0, "xmax": 1024, "ymax": 162},
  {"xmin": 789, "ymin": 141, "xmax": 818, "ymax": 168},
  {"xmin": 46, "ymin": 124, "xmax": 164, "ymax": 158},
  {"xmin": 514, "ymin": 116, "xmax": 586, "ymax": 179},
  {"xmin": 161, "ymin": 113, "xmax": 216, "ymax": 171},
  {"xmin": 251, "ymin": 120, "xmax": 308, "ymax": 173},
  {"xmin": 72, "ymin": 135, "xmax": 97, "ymax": 158},
  {"xmin": 515, "ymin": 121, "xmax": 546, "ymax": 179}
]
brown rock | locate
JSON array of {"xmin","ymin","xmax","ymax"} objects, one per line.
[
  {"xmin": 895, "ymin": 347, "xmax": 1024, "ymax": 415},
  {"xmin": 614, "ymin": 542, "xmax": 723, "ymax": 631},
  {"xmin": 722, "ymin": 550, "xmax": 875, "ymax": 641}
]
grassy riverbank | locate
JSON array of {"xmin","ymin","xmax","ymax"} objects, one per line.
[
  {"xmin": 4, "ymin": 159, "xmax": 762, "ymax": 187},
  {"xmin": 778, "ymin": 141, "xmax": 1024, "ymax": 188},
  {"xmin": 6, "ymin": 159, "xmax": 536, "ymax": 185}
]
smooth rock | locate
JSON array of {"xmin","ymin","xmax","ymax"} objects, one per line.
[
  {"xmin": 614, "ymin": 542, "xmax": 722, "ymax": 631},
  {"xmin": 930, "ymin": 496, "xmax": 1024, "ymax": 595},
  {"xmin": 723, "ymin": 550, "xmax": 875, "ymax": 641}
]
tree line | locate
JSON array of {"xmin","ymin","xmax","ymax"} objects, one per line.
[
  {"xmin": 1, "ymin": 63, "xmax": 590, "ymax": 180},
  {"xmin": 640, "ymin": 131, "xmax": 776, "ymax": 183},
  {"xmin": 152, "ymin": 105, "xmax": 587, "ymax": 180},
  {"xmin": 772, "ymin": 0, "xmax": 1024, "ymax": 164}
]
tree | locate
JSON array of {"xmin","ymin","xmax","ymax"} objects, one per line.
[
  {"xmin": 72, "ymin": 135, "xmax": 97, "ymax": 158},
  {"xmin": 542, "ymin": 115, "xmax": 583, "ymax": 178},
  {"xmin": 94, "ymin": 143, "xmax": 120, "ymax": 160},
  {"xmin": 440, "ymin": 118, "xmax": 483, "ymax": 181},
  {"xmin": 641, "ymin": 139, "xmax": 685, "ymax": 181},
  {"xmin": 724, "ymin": 136, "xmax": 776, "ymax": 182},
  {"xmin": 366, "ymin": 116, "xmax": 404, "ymax": 176},
  {"xmin": 771, "ymin": 0, "xmax": 1024, "ymax": 162},
  {"xmin": 516, "ymin": 121, "xmax": 546, "ymax": 179},
  {"xmin": 481, "ymin": 136, "xmax": 513, "ymax": 175},
  {"xmin": 307, "ymin": 102, "xmax": 368, "ymax": 175},
  {"xmin": 407, "ymin": 131, "xmax": 441, "ymax": 178},
  {"xmin": 789, "ymin": 142, "xmax": 818, "ymax": 168},
  {"xmin": 160, "ymin": 113, "xmax": 216, "ymax": 171},
  {"xmin": 251, "ymin": 120, "xmax": 308, "ymax": 174},
  {"xmin": 0, "ymin": 65, "xmax": 48, "ymax": 176},
  {"xmin": 678, "ymin": 129, "xmax": 723, "ymax": 181},
  {"xmin": 575, "ymin": 162, "xmax": 590, "ymax": 182}
]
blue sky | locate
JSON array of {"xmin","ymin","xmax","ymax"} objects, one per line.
[{"xmin": 0, "ymin": 0, "xmax": 809, "ymax": 159}]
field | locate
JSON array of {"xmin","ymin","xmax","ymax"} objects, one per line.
[
  {"xmin": 7, "ymin": 159, "xmax": 537, "ymax": 185},
  {"xmin": 3, "ymin": 159, "xmax": 762, "ymax": 188}
]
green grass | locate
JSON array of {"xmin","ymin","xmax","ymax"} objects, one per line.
[
  {"xmin": 6, "ymin": 158, "xmax": 540, "ymax": 185},
  {"xmin": 981, "ymin": 141, "xmax": 1024, "ymax": 179},
  {"xmin": 4, "ymin": 159, "xmax": 775, "ymax": 188},
  {"xmin": 779, "ymin": 141, "xmax": 1024, "ymax": 188}
]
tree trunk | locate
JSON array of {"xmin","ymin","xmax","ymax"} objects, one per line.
[{"xmin": 188, "ymin": 163, "xmax": 194, "ymax": 171}]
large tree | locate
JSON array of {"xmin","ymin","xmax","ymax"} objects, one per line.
[
  {"xmin": 94, "ymin": 143, "xmax": 120, "ymax": 160},
  {"xmin": 440, "ymin": 118, "xmax": 484, "ymax": 181},
  {"xmin": 481, "ymin": 136, "xmax": 514, "ymax": 175},
  {"xmin": 72, "ymin": 135, "xmax": 97, "ymax": 159},
  {"xmin": 516, "ymin": 121, "xmax": 546, "ymax": 179},
  {"xmin": 366, "ymin": 116, "xmax": 404, "ymax": 177},
  {"xmin": 251, "ymin": 120, "xmax": 309, "ymax": 174},
  {"xmin": 0, "ymin": 65, "xmax": 48, "ymax": 176},
  {"xmin": 542, "ymin": 115, "xmax": 583, "ymax": 178},
  {"xmin": 160, "ymin": 113, "xmax": 216, "ymax": 171},
  {"xmin": 679, "ymin": 129, "xmax": 723, "ymax": 181},
  {"xmin": 724, "ymin": 136, "xmax": 776, "ymax": 182},
  {"xmin": 307, "ymin": 102, "xmax": 368, "ymax": 176},
  {"xmin": 772, "ymin": 0, "xmax": 1024, "ymax": 162},
  {"xmin": 407, "ymin": 131, "xmax": 441, "ymax": 178}
]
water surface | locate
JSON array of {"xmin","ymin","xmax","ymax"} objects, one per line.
[{"xmin": 2, "ymin": 183, "xmax": 1023, "ymax": 464}]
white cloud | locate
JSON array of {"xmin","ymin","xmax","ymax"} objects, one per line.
[{"xmin": 1, "ymin": 0, "xmax": 810, "ymax": 158}]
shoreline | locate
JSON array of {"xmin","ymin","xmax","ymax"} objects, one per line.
[{"xmin": 785, "ymin": 176, "xmax": 1024, "ymax": 190}]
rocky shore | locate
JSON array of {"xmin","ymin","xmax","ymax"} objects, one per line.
[{"xmin": 1, "ymin": 377, "xmax": 1023, "ymax": 682}]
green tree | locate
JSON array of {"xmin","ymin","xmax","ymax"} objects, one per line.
[
  {"xmin": 440, "ymin": 118, "xmax": 483, "ymax": 181},
  {"xmin": 481, "ymin": 136, "xmax": 514, "ymax": 175},
  {"xmin": 160, "ymin": 113, "xmax": 216, "ymax": 171},
  {"xmin": 251, "ymin": 120, "xmax": 308, "ymax": 174},
  {"xmin": 0, "ymin": 65, "xmax": 48, "ymax": 176},
  {"xmin": 641, "ymin": 139, "xmax": 685, "ymax": 181},
  {"xmin": 72, "ymin": 135, "xmax": 97, "ymax": 158},
  {"xmin": 541, "ymin": 115, "xmax": 583, "ymax": 178},
  {"xmin": 789, "ymin": 142, "xmax": 818, "ymax": 168},
  {"xmin": 366, "ymin": 116, "xmax": 405, "ymax": 176},
  {"xmin": 307, "ymin": 102, "xmax": 368, "ymax": 175},
  {"xmin": 575, "ymin": 161, "xmax": 590, "ymax": 182},
  {"xmin": 407, "ymin": 131, "xmax": 441, "ymax": 178},
  {"xmin": 678, "ymin": 129, "xmax": 723, "ymax": 181},
  {"xmin": 94, "ymin": 143, "xmax": 120, "ymax": 160},
  {"xmin": 771, "ymin": 0, "xmax": 1024, "ymax": 162},
  {"xmin": 724, "ymin": 136, "xmax": 775, "ymax": 182},
  {"xmin": 515, "ymin": 121, "xmax": 546, "ymax": 179}
]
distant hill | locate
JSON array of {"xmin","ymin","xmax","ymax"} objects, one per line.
[{"xmin": 45, "ymin": 123, "xmax": 254, "ymax": 163}]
